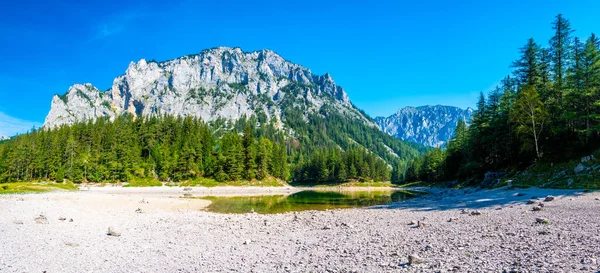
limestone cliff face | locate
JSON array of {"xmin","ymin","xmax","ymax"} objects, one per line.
[
  {"xmin": 44, "ymin": 47, "xmax": 371, "ymax": 129},
  {"xmin": 375, "ymin": 105, "xmax": 473, "ymax": 147}
]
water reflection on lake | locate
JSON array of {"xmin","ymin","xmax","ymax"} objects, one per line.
[{"xmin": 201, "ymin": 190, "xmax": 419, "ymax": 214}]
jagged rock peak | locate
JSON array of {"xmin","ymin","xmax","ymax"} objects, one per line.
[
  {"xmin": 375, "ymin": 105, "xmax": 473, "ymax": 147},
  {"xmin": 44, "ymin": 47, "xmax": 361, "ymax": 129}
]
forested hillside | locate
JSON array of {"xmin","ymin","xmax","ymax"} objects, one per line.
[
  {"xmin": 0, "ymin": 110, "xmax": 424, "ymax": 184},
  {"xmin": 403, "ymin": 14, "xmax": 600, "ymax": 184}
]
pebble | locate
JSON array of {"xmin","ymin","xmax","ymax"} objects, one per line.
[
  {"xmin": 35, "ymin": 215, "xmax": 48, "ymax": 224},
  {"xmin": 536, "ymin": 218, "xmax": 550, "ymax": 224},
  {"xmin": 107, "ymin": 227, "xmax": 121, "ymax": 237}
]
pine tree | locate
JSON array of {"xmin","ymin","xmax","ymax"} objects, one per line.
[
  {"xmin": 512, "ymin": 38, "xmax": 541, "ymax": 87},
  {"xmin": 582, "ymin": 34, "xmax": 600, "ymax": 135},
  {"xmin": 242, "ymin": 123, "xmax": 257, "ymax": 180},
  {"xmin": 256, "ymin": 137, "xmax": 271, "ymax": 180},
  {"xmin": 549, "ymin": 14, "xmax": 574, "ymax": 105}
]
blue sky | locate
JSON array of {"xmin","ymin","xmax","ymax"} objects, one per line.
[{"xmin": 1, "ymin": 0, "xmax": 600, "ymax": 136}]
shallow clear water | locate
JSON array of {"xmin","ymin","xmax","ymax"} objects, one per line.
[{"xmin": 201, "ymin": 190, "xmax": 419, "ymax": 214}]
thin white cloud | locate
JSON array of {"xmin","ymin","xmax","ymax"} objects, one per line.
[
  {"xmin": 89, "ymin": 8, "xmax": 152, "ymax": 41},
  {"xmin": 0, "ymin": 112, "xmax": 42, "ymax": 137}
]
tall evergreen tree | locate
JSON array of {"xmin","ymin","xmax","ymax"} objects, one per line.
[
  {"xmin": 512, "ymin": 38, "xmax": 541, "ymax": 87},
  {"xmin": 549, "ymin": 14, "xmax": 574, "ymax": 104}
]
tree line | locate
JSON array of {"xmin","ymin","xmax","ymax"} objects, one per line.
[
  {"xmin": 0, "ymin": 115, "xmax": 289, "ymax": 183},
  {"xmin": 293, "ymin": 147, "xmax": 390, "ymax": 183},
  {"xmin": 401, "ymin": 14, "xmax": 600, "ymax": 184},
  {"xmin": 0, "ymin": 111, "xmax": 401, "ymax": 184}
]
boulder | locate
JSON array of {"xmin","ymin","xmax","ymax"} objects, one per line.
[
  {"xmin": 408, "ymin": 254, "xmax": 424, "ymax": 264},
  {"xmin": 470, "ymin": 210, "xmax": 482, "ymax": 216},
  {"xmin": 574, "ymin": 163, "xmax": 589, "ymax": 174},
  {"xmin": 581, "ymin": 155, "xmax": 595, "ymax": 163},
  {"xmin": 481, "ymin": 172, "xmax": 506, "ymax": 188},
  {"xmin": 544, "ymin": 196, "xmax": 554, "ymax": 202},
  {"xmin": 532, "ymin": 206, "xmax": 542, "ymax": 211}
]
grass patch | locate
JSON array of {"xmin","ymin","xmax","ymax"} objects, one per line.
[
  {"xmin": 180, "ymin": 176, "xmax": 286, "ymax": 188},
  {"xmin": 295, "ymin": 181, "xmax": 399, "ymax": 188},
  {"xmin": 0, "ymin": 181, "xmax": 78, "ymax": 194},
  {"xmin": 394, "ymin": 181, "xmax": 442, "ymax": 188},
  {"xmin": 122, "ymin": 177, "xmax": 162, "ymax": 187}
]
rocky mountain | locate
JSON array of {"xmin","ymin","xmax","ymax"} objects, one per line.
[
  {"xmin": 42, "ymin": 47, "xmax": 423, "ymax": 166},
  {"xmin": 0, "ymin": 136, "xmax": 8, "ymax": 141},
  {"xmin": 44, "ymin": 47, "xmax": 372, "ymax": 129},
  {"xmin": 375, "ymin": 105, "xmax": 473, "ymax": 147}
]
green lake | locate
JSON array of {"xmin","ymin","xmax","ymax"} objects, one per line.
[{"xmin": 200, "ymin": 190, "xmax": 419, "ymax": 214}]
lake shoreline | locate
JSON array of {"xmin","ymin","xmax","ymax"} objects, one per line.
[
  {"xmin": 1, "ymin": 187, "xmax": 599, "ymax": 272},
  {"xmin": 77, "ymin": 184, "xmax": 412, "ymax": 196}
]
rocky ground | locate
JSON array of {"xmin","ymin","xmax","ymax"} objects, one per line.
[{"xmin": 0, "ymin": 187, "xmax": 599, "ymax": 272}]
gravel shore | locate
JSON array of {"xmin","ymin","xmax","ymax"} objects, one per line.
[{"xmin": 0, "ymin": 187, "xmax": 599, "ymax": 272}]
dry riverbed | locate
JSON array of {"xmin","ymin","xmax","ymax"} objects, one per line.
[{"xmin": 0, "ymin": 186, "xmax": 599, "ymax": 272}]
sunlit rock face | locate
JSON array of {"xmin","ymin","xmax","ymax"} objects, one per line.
[{"xmin": 44, "ymin": 47, "xmax": 373, "ymax": 129}]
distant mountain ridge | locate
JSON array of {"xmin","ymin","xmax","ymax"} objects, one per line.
[{"xmin": 375, "ymin": 105, "xmax": 473, "ymax": 147}]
